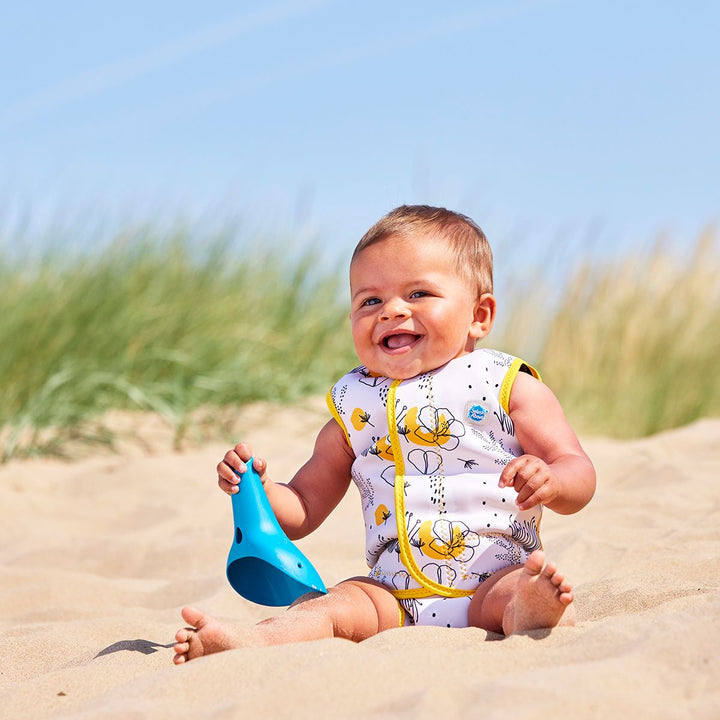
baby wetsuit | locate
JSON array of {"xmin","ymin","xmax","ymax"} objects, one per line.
[{"xmin": 326, "ymin": 348, "xmax": 543, "ymax": 628}]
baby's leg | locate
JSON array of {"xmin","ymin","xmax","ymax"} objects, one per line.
[
  {"xmin": 173, "ymin": 577, "xmax": 400, "ymax": 664},
  {"xmin": 468, "ymin": 550, "xmax": 575, "ymax": 636}
]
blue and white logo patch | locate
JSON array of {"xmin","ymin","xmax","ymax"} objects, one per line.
[{"xmin": 465, "ymin": 402, "xmax": 489, "ymax": 427}]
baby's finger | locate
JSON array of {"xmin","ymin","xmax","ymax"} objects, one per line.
[
  {"xmin": 232, "ymin": 442, "xmax": 255, "ymax": 461},
  {"xmin": 251, "ymin": 455, "xmax": 267, "ymax": 477},
  {"xmin": 215, "ymin": 454, "xmax": 244, "ymax": 494},
  {"xmin": 515, "ymin": 483, "xmax": 540, "ymax": 509},
  {"xmin": 516, "ymin": 488, "xmax": 545, "ymax": 511},
  {"xmin": 225, "ymin": 448, "xmax": 254, "ymax": 476},
  {"xmin": 499, "ymin": 457, "xmax": 521, "ymax": 488},
  {"xmin": 217, "ymin": 460, "xmax": 240, "ymax": 493},
  {"xmin": 515, "ymin": 476, "xmax": 555, "ymax": 510},
  {"xmin": 218, "ymin": 475, "xmax": 238, "ymax": 495},
  {"xmin": 499, "ymin": 455, "xmax": 534, "ymax": 489}
]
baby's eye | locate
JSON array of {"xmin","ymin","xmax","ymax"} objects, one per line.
[
  {"xmin": 410, "ymin": 290, "xmax": 430, "ymax": 299},
  {"xmin": 361, "ymin": 297, "xmax": 381, "ymax": 307}
]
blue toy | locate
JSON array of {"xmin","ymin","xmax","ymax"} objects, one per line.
[{"xmin": 226, "ymin": 458, "xmax": 327, "ymax": 606}]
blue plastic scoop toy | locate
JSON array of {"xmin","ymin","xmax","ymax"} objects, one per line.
[{"xmin": 226, "ymin": 458, "xmax": 327, "ymax": 606}]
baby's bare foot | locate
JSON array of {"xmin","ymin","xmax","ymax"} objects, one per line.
[
  {"xmin": 173, "ymin": 607, "xmax": 248, "ymax": 664},
  {"xmin": 503, "ymin": 550, "xmax": 575, "ymax": 635}
]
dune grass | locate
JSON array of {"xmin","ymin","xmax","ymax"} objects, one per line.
[
  {"xmin": 0, "ymin": 222, "xmax": 717, "ymax": 460},
  {"xmin": 0, "ymin": 227, "xmax": 358, "ymax": 460},
  {"xmin": 549, "ymin": 230, "xmax": 719, "ymax": 436},
  {"xmin": 495, "ymin": 227, "xmax": 720, "ymax": 437}
]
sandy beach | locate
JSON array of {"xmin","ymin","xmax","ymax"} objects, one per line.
[{"xmin": 1, "ymin": 400, "xmax": 718, "ymax": 719}]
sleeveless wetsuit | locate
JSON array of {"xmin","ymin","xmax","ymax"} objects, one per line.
[{"xmin": 327, "ymin": 348, "xmax": 543, "ymax": 627}]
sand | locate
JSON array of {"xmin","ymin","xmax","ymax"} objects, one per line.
[{"xmin": 1, "ymin": 401, "xmax": 718, "ymax": 719}]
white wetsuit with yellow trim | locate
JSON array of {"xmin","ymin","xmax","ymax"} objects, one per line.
[{"xmin": 326, "ymin": 348, "xmax": 543, "ymax": 628}]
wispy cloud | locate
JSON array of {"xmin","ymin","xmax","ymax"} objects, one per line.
[
  {"xmin": 0, "ymin": 0, "xmax": 336, "ymax": 129},
  {"xmin": 1, "ymin": 0, "xmax": 567, "ymax": 134},
  {"xmin": 169, "ymin": 0, "xmax": 569, "ymax": 112}
]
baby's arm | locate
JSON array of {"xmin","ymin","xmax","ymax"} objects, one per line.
[
  {"xmin": 501, "ymin": 372, "xmax": 596, "ymax": 515},
  {"xmin": 216, "ymin": 419, "xmax": 355, "ymax": 540}
]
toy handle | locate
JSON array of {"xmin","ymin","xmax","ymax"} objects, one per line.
[{"xmin": 230, "ymin": 458, "xmax": 281, "ymax": 539}]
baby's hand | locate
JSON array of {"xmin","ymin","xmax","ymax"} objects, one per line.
[
  {"xmin": 216, "ymin": 443, "xmax": 268, "ymax": 495},
  {"xmin": 498, "ymin": 454, "xmax": 560, "ymax": 511}
]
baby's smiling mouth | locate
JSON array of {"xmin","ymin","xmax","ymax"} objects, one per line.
[{"xmin": 382, "ymin": 333, "xmax": 421, "ymax": 350}]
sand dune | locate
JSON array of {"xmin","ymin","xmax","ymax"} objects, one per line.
[{"xmin": 1, "ymin": 403, "xmax": 718, "ymax": 719}]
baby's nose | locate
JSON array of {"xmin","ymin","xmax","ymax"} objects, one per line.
[{"xmin": 381, "ymin": 299, "xmax": 409, "ymax": 320}]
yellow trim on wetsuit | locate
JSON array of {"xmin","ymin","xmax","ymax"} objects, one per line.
[
  {"xmin": 326, "ymin": 389, "xmax": 351, "ymax": 448},
  {"xmin": 397, "ymin": 600, "xmax": 406, "ymax": 627},
  {"xmin": 498, "ymin": 358, "xmax": 541, "ymax": 415},
  {"xmin": 387, "ymin": 380, "xmax": 475, "ymax": 599}
]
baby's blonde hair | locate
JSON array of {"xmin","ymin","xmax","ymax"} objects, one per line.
[{"xmin": 352, "ymin": 205, "xmax": 493, "ymax": 295}]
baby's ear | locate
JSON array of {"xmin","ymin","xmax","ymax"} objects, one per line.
[{"xmin": 470, "ymin": 293, "xmax": 496, "ymax": 339}]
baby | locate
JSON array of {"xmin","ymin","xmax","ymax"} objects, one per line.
[{"xmin": 173, "ymin": 205, "xmax": 596, "ymax": 662}]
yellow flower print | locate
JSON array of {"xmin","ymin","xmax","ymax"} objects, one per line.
[
  {"xmin": 374, "ymin": 504, "xmax": 391, "ymax": 526},
  {"xmin": 405, "ymin": 406, "xmax": 465, "ymax": 450},
  {"xmin": 370, "ymin": 436, "xmax": 394, "ymax": 461},
  {"xmin": 351, "ymin": 407, "xmax": 374, "ymax": 431},
  {"xmin": 418, "ymin": 519, "xmax": 480, "ymax": 561}
]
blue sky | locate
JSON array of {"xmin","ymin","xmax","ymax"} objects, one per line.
[{"xmin": 1, "ymin": 0, "xmax": 718, "ymax": 264}]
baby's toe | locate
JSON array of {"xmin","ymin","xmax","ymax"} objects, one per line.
[
  {"xmin": 173, "ymin": 652, "xmax": 188, "ymax": 665},
  {"xmin": 175, "ymin": 628, "xmax": 192, "ymax": 643}
]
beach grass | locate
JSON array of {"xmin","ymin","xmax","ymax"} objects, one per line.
[
  {"xmin": 495, "ymin": 227, "xmax": 720, "ymax": 437},
  {"xmin": 1, "ymin": 222, "xmax": 717, "ymax": 460},
  {"xmin": 0, "ymin": 227, "xmax": 358, "ymax": 460}
]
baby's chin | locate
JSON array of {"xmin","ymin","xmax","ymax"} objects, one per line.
[
  {"xmin": 361, "ymin": 349, "xmax": 473, "ymax": 380},
  {"xmin": 361, "ymin": 360, "xmax": 430, "ymax": 381}
]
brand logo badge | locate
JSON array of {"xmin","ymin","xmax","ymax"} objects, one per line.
[{"xmin": 465, "ymin": 402, "xmax": 489, "ymax": 427}]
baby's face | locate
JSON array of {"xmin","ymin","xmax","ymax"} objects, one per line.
[{"xmin": 349, "ymin": 234, "xmax": 493, "ymax": 380}]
